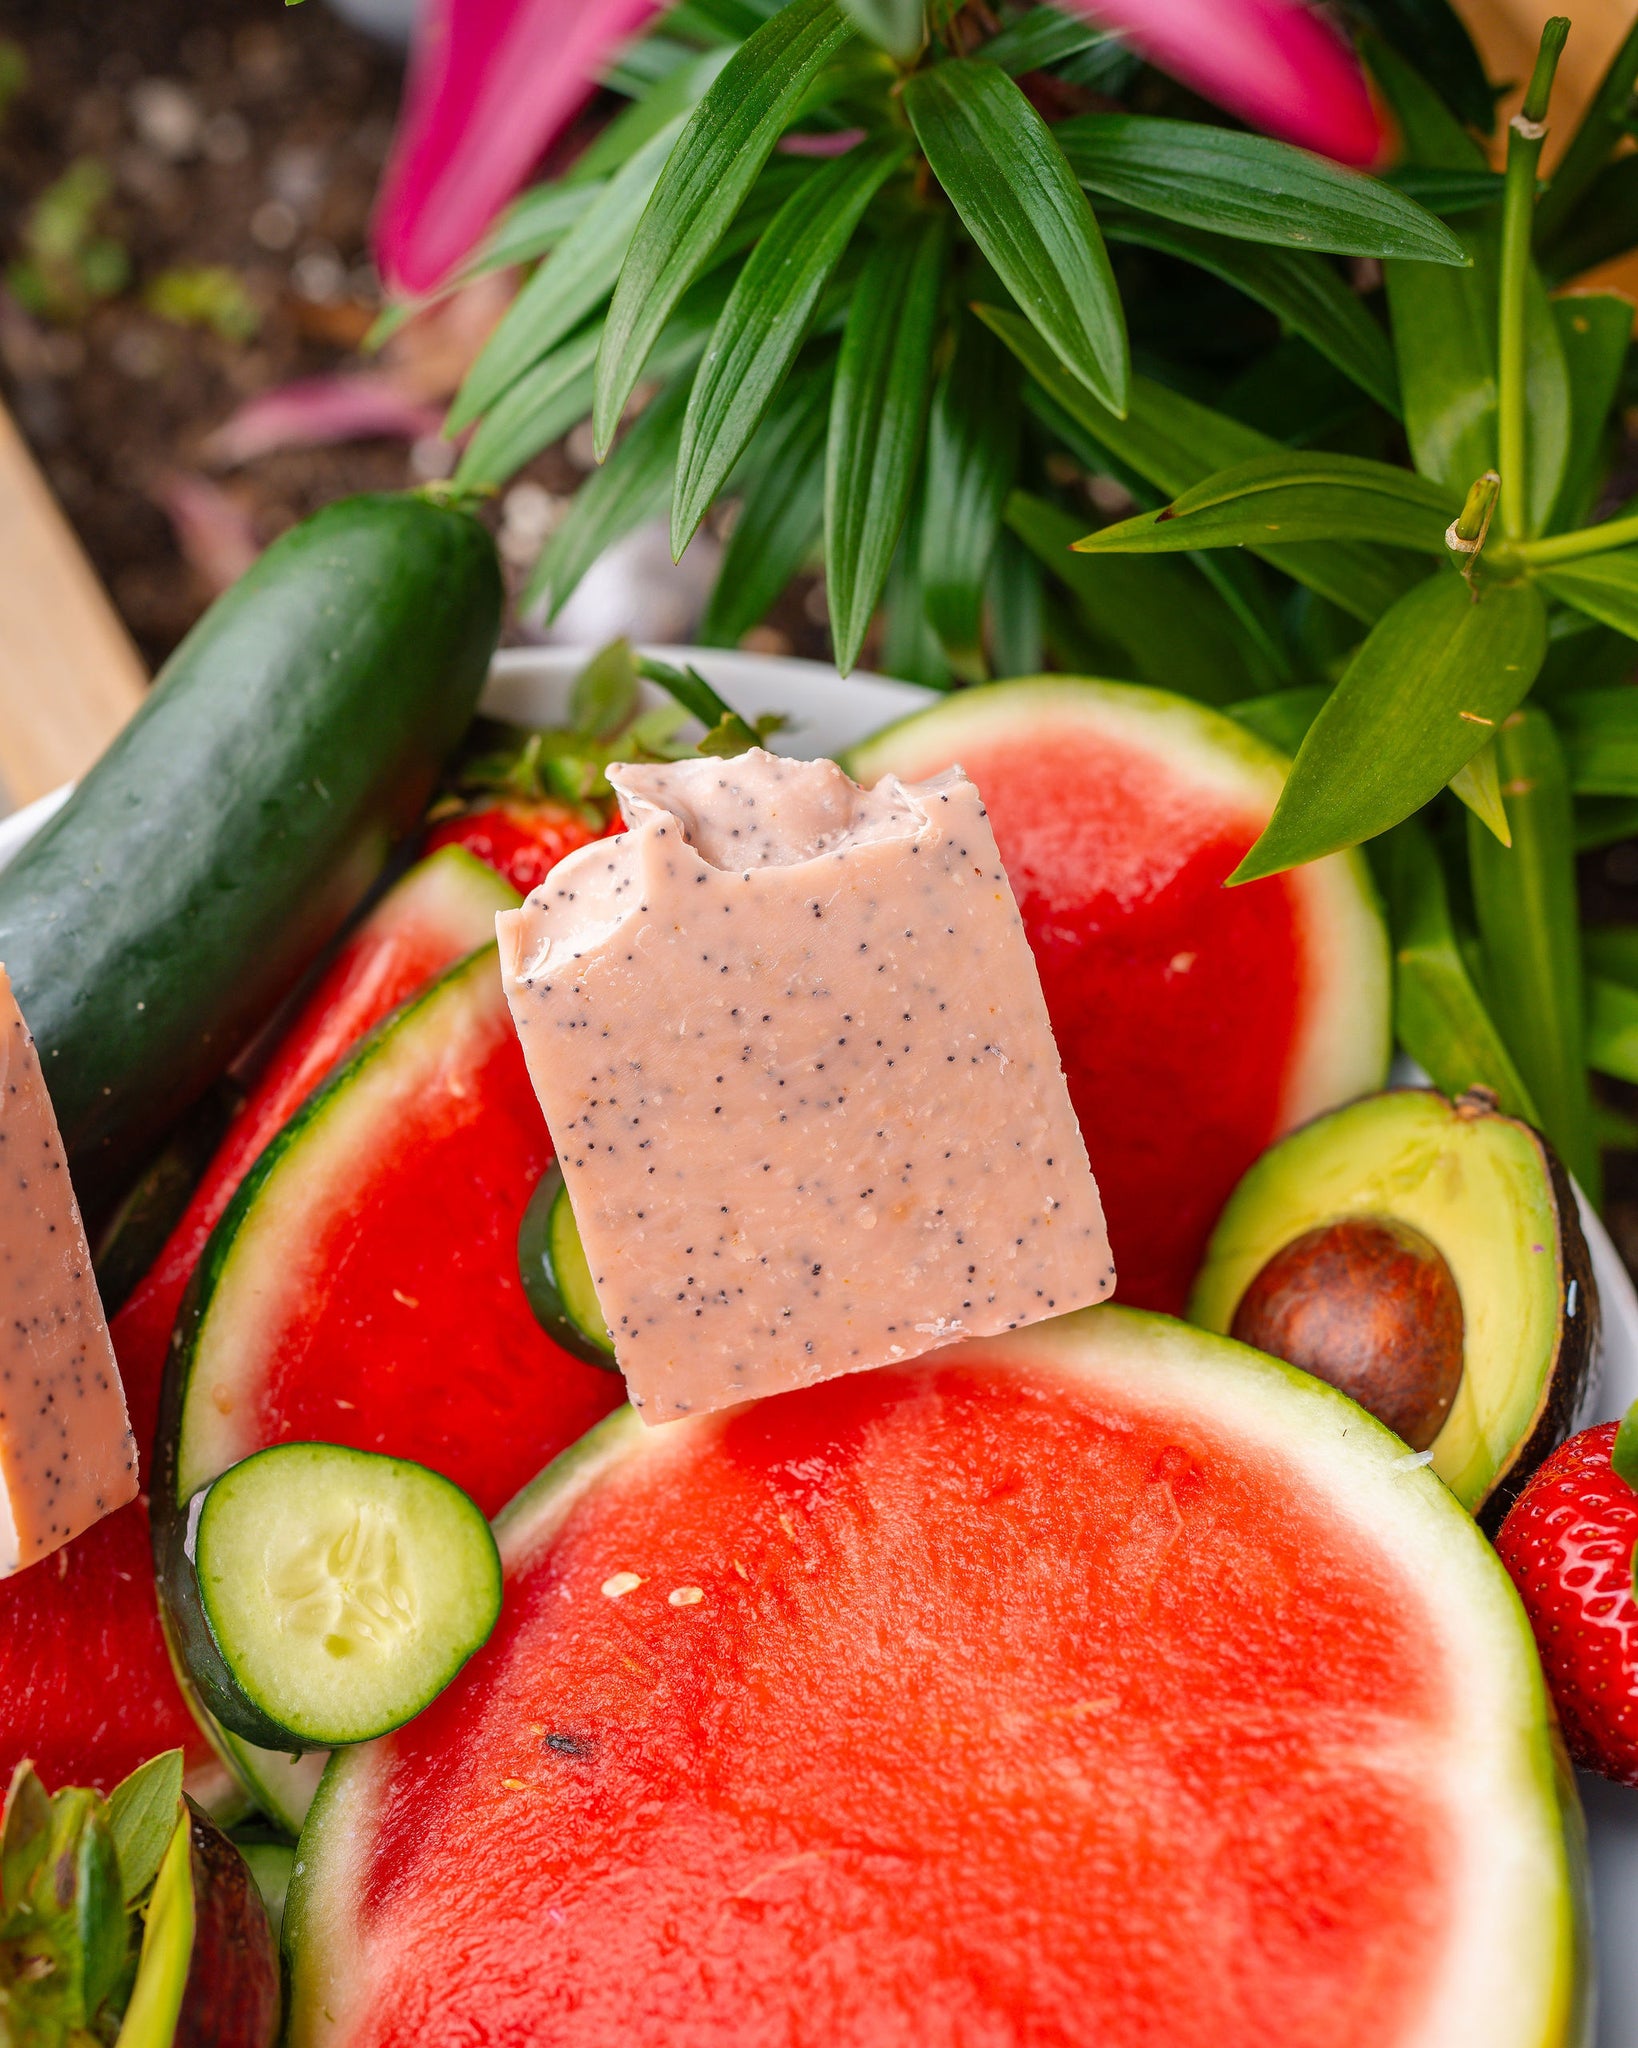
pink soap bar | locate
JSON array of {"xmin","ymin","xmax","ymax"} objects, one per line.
[
  {"xmin": 0, "ymin": 965, "xmax": 137, "ymax": 1574},
  {"xmin": 498, "ymin": 751, "xmax": 1112, "ymax": 1422}
]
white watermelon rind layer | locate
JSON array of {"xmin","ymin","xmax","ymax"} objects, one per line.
[
  {"xmin": 844, "ymin": 677, "xmax": 1393, "ymax": 1135},
  {"xmin": 284, "ymin": 1308, "xmax": 1583, "ymax": 2048}
]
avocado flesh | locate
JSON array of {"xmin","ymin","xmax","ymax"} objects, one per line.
[{"xmin": 1188, "ymin": 1089, "xmax": 1594, "ymax": 1516}]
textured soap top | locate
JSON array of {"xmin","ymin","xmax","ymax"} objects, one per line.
[
  {"xmin": 0, "ymin": 965, "xmax": 137, "ymax": 1574},
  {"xmin": 498, "ymin": 750, "xmax": 1113, "ymax": 1422}
]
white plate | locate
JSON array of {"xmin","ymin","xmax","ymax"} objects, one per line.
[{"xmin": 5, "ymin": 645, "xmax": 1635, "ymax": 2038}]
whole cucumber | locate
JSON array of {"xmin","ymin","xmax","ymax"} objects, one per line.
[{"xmin": 0, "ymin": 492, "xmax": 501, "ymax": 1200}]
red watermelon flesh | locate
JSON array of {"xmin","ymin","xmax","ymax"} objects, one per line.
[
  {"xmin": 165, "ymin": 944, "xmax": 623, "ymax": 1525},
  {"xmin": 847, "ymin": 682, "xmax": 1389, "ymax": 1313},
  {"xmin": 0, "ymin": 848, "xmax": 514, "ymax": 1797},
  {"xmin": 286, "ymin": 1311, "xmax": 1578, "ymax": 2048}
]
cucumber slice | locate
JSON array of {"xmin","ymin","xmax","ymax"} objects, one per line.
[
  {"xmin": 175, "ymin": 1444, "xmax": 501, "ymax": 1751},
  {"xmin": 518, "ymin": 1163, "xmax": 617, "ymax": 1368}
]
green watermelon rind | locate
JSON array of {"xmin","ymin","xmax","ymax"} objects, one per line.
[
  {"xmin": 843, "ymin": 676, "xmax": 1393, "ymax": 1134},
  {"xmin": 283, "ymin": 1307, "xmax": 1585, "ymax": 2048},
  {"xmin": 150, "ymin": 943, "xmax": 511, "ymax": 1830}
]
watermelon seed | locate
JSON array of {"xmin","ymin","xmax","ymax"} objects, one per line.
[
  {"xmin": 668, "ymin": 1586, "xmax": 704, "ymax": 1607},
  {"xmin": 601, "ymin": 1572, "xmax": 644, "ymax": 1599}
]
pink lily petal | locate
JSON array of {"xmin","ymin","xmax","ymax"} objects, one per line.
[
  {"xmin": 1065, "ymin": 0, "xmax": 1385, "ymax": 166},
  {"xmin": 154, "ymin": 473, "xmax": 261, "ymax": 595},
  {"xmin": 202, "ymin": 375, "xmax": 445, "ymax": 468},
  {"xmin": 375, "ymin": 0, "xmax": 662, "ymax": 298}
]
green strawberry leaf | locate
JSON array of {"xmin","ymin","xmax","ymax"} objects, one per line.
[
  {"xmin": 113, "ymin": 1811, "xmax": 193, "ymax": 2048},
  {"xmin": 904, "ymin": 60, "xmax": 1127, "ymax": 413},
  {"xmin": 595, "ymin": 0, "xmax": 855, "ymax": 456},
  {"xmin": 1072, "ymin": 452, "xmax": 1458, "ymax": 556},
  {"xmin": 1233, "ymin": 569, "xmax": 1546, "ymax": 880},
  {"xmin": 824, "ymin": 215, "xmax": 947, "ymax": 673},
  {"xmin": 673, "ymin": 135, "xmax": 907, "ymax": 555},
  {"xmin": 107, "ymin": 1751, "xmax": 184, "ymax": 1907},
  {"xmin": 1056, "ymin": 113, "xmax": 1468, "ymax": 261},
  {"xmin": 1, "ymin": 1762, "xmax": 51, "ymax": 1913},
  {"xmin": 570, "ymin": 640, "xmax": 641, "ymax": 739},
  {"xmin": 1613, "ymin": 1399, "xmax": 1638, "ymax": 1490}
]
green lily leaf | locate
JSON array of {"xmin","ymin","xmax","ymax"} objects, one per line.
[
  {"xmin": 1468, "ymin": 708, "xmax": 1599, "ymax": 1199},
  {"xmin": 595, "ymin": 0, "xmax": 855, "ymax": 456},
  {"xmin": 1577, "ymin": 796, "xmax": 1638, "ymax": 851},
  {"xmin": 881, "ymin": 486, "xmax": 954, "ymax": 689},
  {"xmin": 527, "ymin": 380, "xmax": 692, "ymax": 619},
  {"xmin": 1008, "ymin": 491, "xmax": 1256, "ymax": 703},
  {"xmin": 1586, "ymin": 925, "xmax": 1638, "ymax": 989},
  {"xmin": 451, "ymin": 115, "xmax": 685, "ymax": 432},
  {"xmin": 920, "ymin": 313, "xmax": 1019, "ymax": 679},
  {"xmin": 1056, "ymin": 113, "xmax": 1466, "ymax": 261},
  {"xmin": 837, "ymin": 0, "xmax": 921, "ymax": 59},
  {"xmin": 456, "ymin": 327, "xmax": 600, "ymax": 489},
  {"xmin": 984, "ymin": 6, "xmax": 1111, "ymax": 74},
  {"xmin": 1448, "ymin": 737, "xmax": 1511, "ymax": 845},
  {"xmin": 1385, "ymin": 167, "xmax": 1506, "ymax": 216},
  {"xmin": 699, "ymin": 356, "xmax": 831, "ymax": 647},
  {"xmin": 107, "ymin": 1751, "xmax": 183, "ymax": 1907},
  {"xmin": 988, "ymin": 525, "xmax": 1045, "ymax": 679},
  {"xmin": 1073, "ymin": 452, "xmax": 1457, "ymax": 556},
  {"xmin": 672, "ymin": 136, "xmax": 906, "ymax": 556},
  {"xmin": 1368, "ymin": 817, "xmax": 1539, "ymax": 1121},
  {"xmin": 1587, "ymin": 975, "xmax": 1638, "ymax": 1086},
  {"xmin": 903, "ymin": 60, "xmax": 1127, "ymax": 413},
  {"xmin": 825, "ymin": 216, "xmax": 946, "ymax": 673},
  {"xmin": 1539, "ymin": 156, "xmax": 1638, "ymax": 288},
  {"xmin": 572, "ymin": 44, "xmax": 738, "ymax": 184},
  {"xmin": 1548, "ymin": 295, "xmax": 1636, "ymax": 535},
  {"xmin": 1534, "ymin": 14, "xmax": 1638, "ymax": 251},
  {"xmin": 1365, "ymin": 32, "xmax": 1488, "ymax": 172},
  {"xmin": 1233, "ymin": 569, "xmax": 1547, "ymax": 880},
  {"xmin": 1539, "ymin": 552, "xmax": 1638, "ymax": 646},
  {"xmin": 981, "ymin": 303, "xmax": 1419, "ymax": 623},
  {"xmin": 1227, "ymin": 686, "xmax": 1329, "ymax": 754},
  {"xmin": 1098, "ymin": 213, "xmax": 1401, "ymax": 416},
  {"xmin": 1347, "ymin": 0, "xmax": 1495, "ymax": 135},
  {"xmin": 1551, "ymin": 683, "xmax": 1638, "ymax": 793}
]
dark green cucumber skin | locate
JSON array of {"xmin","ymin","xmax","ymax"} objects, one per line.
[
  {"xmin": 517, "ymin": 1163, "xmax": 620, "ymax": 1371},
  {"xmin": 167, "ymin": 1481, "xmax": 312, "ymax": 1754},
  {"xmin": 0, "ymin": 493, "xmax": 501, "ymax": 1202}
]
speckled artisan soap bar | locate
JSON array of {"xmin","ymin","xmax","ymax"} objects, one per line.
[
  {"xmin": 0, "ymin": 965, "xmax": 137, "ymax": 1574},
  {"xmin": 498, "ymin": 750, "xmax": 1112, "ymax": 1421}
]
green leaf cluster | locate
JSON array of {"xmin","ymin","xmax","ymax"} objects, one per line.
[
  {"xmin": 434, "ymin": 0, "xmax": 1638, "ymax": 1204},
  {"xmin": 0, "ymin": 1752, "xmax": 184, "ymax": 2047}
]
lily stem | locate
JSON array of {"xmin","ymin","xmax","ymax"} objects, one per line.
[
  {"xmin": 1496, "ymin": 17, "xmax": 1569, "ymax": 544},
  {"xmin": 1517, "ymin": 505, "xmax": 1638, "ymax": 567}
]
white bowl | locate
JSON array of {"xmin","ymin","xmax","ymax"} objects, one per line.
[{"xmin": 4, "ymin": 643, "xmax": 1635, "ymax": 2040}]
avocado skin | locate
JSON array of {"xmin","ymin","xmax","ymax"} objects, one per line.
[
  {"xmin": 1190, "ymin": 1088, "xmax": 1599, "ymax": 1526},
  {"xmin": 1482, "ymin": 1128, "xmax": 1597, "ymax": 1532}
]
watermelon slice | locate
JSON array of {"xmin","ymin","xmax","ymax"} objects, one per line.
[
  {"xmin": 285, "ymin": 1308, "xmax": 1582, "ymax": 2048},
  {"xmin": 846, "ymin": 681, "xmax": 1390, "ymax": 1312},
  {"xmin": 154, "ymin": 943, "xmax": 627, "ymax": 1817},
  {"xmin": 0, "ymin": 848, "xmax": 514, "ymax": 1799}
]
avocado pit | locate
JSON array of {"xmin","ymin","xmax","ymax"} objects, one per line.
[{"xmin": 1230, "ymin": 1217, "xmax": 1464, "ymax": 1451}]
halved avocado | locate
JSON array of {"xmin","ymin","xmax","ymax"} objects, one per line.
[{"xmin": 1188, "ymin": 1088, "xmax": 1597, "ymax": 1523}]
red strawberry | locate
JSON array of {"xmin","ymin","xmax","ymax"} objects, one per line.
[
  {"xmin": 423, "ymin": 797, "xmax": 601, "ymax": 897},
  {"xmin": 1495, "ymin": 1411, "xmax": 1638, "ymax": 1785}
]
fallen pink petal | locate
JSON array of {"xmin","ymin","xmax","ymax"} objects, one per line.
[
  {"xmin": 1064, "ymin": 0, "xmax": 1385, "ymax": 165},
  {"xmin": 374, "ymin": 0, "xmax": 663, "ymax": 298},
  {"xmin": 202, "ymin": 375, "xmax": 446, "ymax": 468}
]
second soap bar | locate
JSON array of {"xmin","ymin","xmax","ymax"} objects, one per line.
[{"xmin": 498, "ymin": 750, "xmax": 1112, "ymax": 1420}]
